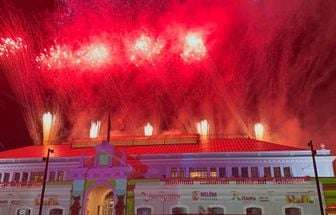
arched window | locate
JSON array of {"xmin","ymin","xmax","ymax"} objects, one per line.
[
  {"xmin": 137, "ymin": 207, "xmax": 152, "ymax": 215},
  {"xmin": 16, "ymin": 208, "xmax": 32, "ymax": 215},
  {"xmin": 172, "ymin": 206, "xmax": 188, "ymax": 215},
  {"xmin": 246, "ymin": 207, "xmax": 262, "ymax": 215},
  {"xmin": 209, "ymin": 206, "xmax": 224, "ymax": 215},
  {"xmin": 285, "ymin": 207, "xmax": 301, "ymax": 215},
  {"xmin": 49, "ymin": 208, "xmax": 63, "ymax": 215}
]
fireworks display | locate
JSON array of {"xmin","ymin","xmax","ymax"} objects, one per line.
[
  {"xmin": 144, "ymin": 123, "xmax": 153, "ymax": 137},
  {"xmin": 0, "ymin": 37, "xmax": 26, "ymax": 57},
  {"xmin": 35, "ymin": 41, "xmax": 112, "ymax": 70},
  {"xmin": 129, "ymin": 34, "xmax": 164, "ymax": 65},
  {"xmin": 181, "ymin": 32, "xmax": 207, "ymax": 62},
  {"xmin": 42, "ymin": 112, "xmax": 55, "ymax": 145},
  {"xmin": 90, "ymin": 121, "xmax": 101, "ymax": 139},
  {"xmin": 254, "ymin": 123, "xmax": 264, "ymax": 141},
  {"xmin": 197, "ymin": 119, "xmax": 209, "ymax": 137},
  {"xmin": 0, "ymin": 0, "xmax": 336, "ymax": 149}
]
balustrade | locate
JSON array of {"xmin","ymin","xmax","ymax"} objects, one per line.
[{"xmin": 163, "ymin": 177, "xmax": 310, "ymax": 185}]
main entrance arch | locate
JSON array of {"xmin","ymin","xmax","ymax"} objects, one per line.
[{"xmin": 86, "ymin": 185, "xmax": 114, "ymax": 215}]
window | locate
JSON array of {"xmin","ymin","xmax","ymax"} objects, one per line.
[
  {"xmin": 57, "ymin": 171, "xmax": 64, "ymax": 181},
  {"xmin": 30, "ymin": 172, "xmax": 44, "ymax": 182},
  {"xmin": 14, "ymin": 172, "xmax": 20, "ymax": 182},
  {"xmin": 180, "ymin": 168, "xmax": 186, "ymax": 178},
  {"xmin": 137, "ymin": 207, "xmax": 151, "ymax": 215},
  {"xmin": 219, "ymin": 167, "xmax": 226, "ymax": 178},
  {"xmin": 232, "ymin": 167, "xmax": 239, "ymax": 177},
  {"xmin": 209, "ymin": 207, "xmax": 224, "ymax": 215},
  {"xmin": 190, "ymin": 168, "xmax": 208, "ymax": 178},
  {"xmin": 285, "ymin": 207, "xmax": 301, "ymax": 215},
  {"xmin": 49, "ymin": 172, "xmax": 56, "ymax": 182},
  {"xmin": 241, "ymin": 167, "xmax": 249, "ymax": 177},
  {"xmin": 246, "ymin": 207, "xmax": 262, "ymax": 215},
  {"xmin": 22, "ymin": 172, "xmax": 29, "ymax": 182},
  {"xmin": 284, "ymin": 167, "xmax": 291, "ymax": 177},
  {"xmin": 49, "ymin": 208, "xmax": 63, "ymax": 215},
  {"xmin": 274, "ymin": 167, "xmax": 281, "ymax": 177},
  {"xmin": 16, "ymin": 208, "xmax": 32, "ymax": 215},
  {"xmin": 251, "ymin": 167, "xmax": 259, "ymax": 178},
  {"xmin": 171, "ymin": 168, "xmax": 178, "ymax": 178},
  {"xmin": 263, "ymin": 167, "xmax": 271, "ymax": 177},
  {"xmin": 3, "ymin": 173, "xmax": 10, "ymax": 183},
  {"xmin": 210, "ymin": 167, "xmax": 217, "ymax": 177},
  {"xmin": 172, "ymin": 207, "xmax": 187, "ymax": 215}
]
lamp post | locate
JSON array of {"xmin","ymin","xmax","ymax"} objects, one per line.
[
  {"xmin": 160, "ymin": 192, "xmax": 167, "ymax": 215},
  {"xmin": 39, "ymin": 148, "xmax": 54, "ymax": 215},
  {"xmin": 7, "ymin": 194, "xmax": 13, "ymax": 214},
  {"xmin": 308, "ymin": 141, "xmax": 324, "ymax": 215}
]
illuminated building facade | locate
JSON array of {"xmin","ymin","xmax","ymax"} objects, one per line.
[{"xmin": 0, "ymin": 135, "xmax": 335, "ymax": 215}]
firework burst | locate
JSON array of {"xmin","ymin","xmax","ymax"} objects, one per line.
[{"xmin": 0, "ymin": 37, "xmax": 26, "ymax": 57}]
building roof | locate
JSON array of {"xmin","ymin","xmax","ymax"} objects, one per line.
[{"xmin": 0, "ymin": 138, "xmax": 304, "ymax": 159}]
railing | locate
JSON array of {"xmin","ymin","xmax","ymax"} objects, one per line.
[
  {"xmin": 163, "ymin": 177, "xmax": 310, "ymax": 185},
  {"xmin": 71, "ymin": 134, "xmax": 200, "ymax": 148},
  {"xmin": 0, "ymin": 181, "xmax": 42, "ymax": 188}
]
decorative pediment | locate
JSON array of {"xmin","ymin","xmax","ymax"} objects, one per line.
[{"xmin": 95, "ymin": 141, "xmax": 113, "ymax": 167}]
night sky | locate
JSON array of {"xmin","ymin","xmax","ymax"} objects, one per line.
[
  {"xmin": 0, "ymin": 0, "xmax": 336, "ymax": 152},
  {"xmin": 0, "ymin": 0, "xmax": 53, "ymax": 150}
]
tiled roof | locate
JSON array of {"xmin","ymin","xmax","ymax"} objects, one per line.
[{"xmin": 0, "ymin": 138, "xmax": 303, "ymax": 159}]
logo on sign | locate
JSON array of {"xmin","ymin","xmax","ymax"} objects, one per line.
[
  {"xmin": 141, "ymin": 192, "xmax": 180, "ymax": 201},
  {"xmin": 192, "ymin": 191, "xmax": 217, "ymax": 201}
]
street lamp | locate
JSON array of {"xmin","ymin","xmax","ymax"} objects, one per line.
[
  {"xmin": 39, "ymin": 148, "xmax": 54, "ymax": 215},
  {"xmin": 160, "ymin": 192, "xmax": 167, "ymax": 215},
  {"xmin": 308, "ymin": 141, "xmax": 324, "ymax": 215}
]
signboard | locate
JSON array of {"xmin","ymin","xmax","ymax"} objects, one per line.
[
  {"xmin": 34, "ymin": 197, "xmax": 59, "ymax": 206},
  {"xmin": 231, "ymin": 191, "xmax": 270, "ymax": 202},
  {"xmin": 0, "ymin": 200, "xmax": 9, "ymax": 205},
  {"xmin": 10, "ymin": 200, "xmax": 20, "ymax": 205},
  {"xmin": 141, "ymin": 192, "xmax": 180, "ymax": 201},
  {"xmin": 285, "ymin": 193, "xmax": 314, "ymax": 204},
  {"xmin": 192, "ymin": 191, "xmax": 217, "ymax": 201}
]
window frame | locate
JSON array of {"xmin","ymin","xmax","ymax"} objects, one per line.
[
  {"xmin": 232, "ymin": 167, "xmax": 239, "ymax": 177},
  {"xmin": 246, "ymin": 206, "xmax": 263, "ymax": 215},
  {"xmin": 263, "ymin": 167, "xmax": 271, "ymax": 177},
  {"xmin": 171, "ymin": 168, "xmax": 178, "ymax": 178},
  {"xmin": 136, "ymin": 206, "xmax": 153, "ymax": 215},
  {"xmin": 284, "ymin": 167, "xmax": 291, "ymax": 177},
  {"xmin": 251, "ymin": 167, "xmax": 259, "ymax": 178},
  {"xmin": 180, "ymin": 168, "xmax": 186, "ymax": 178},
  {"xmin": 274, "ymin": 166, "xmax": 282, "ymax": 177},
  {"xmin": 16, "ymin": 207, "xmax": 33, "ymax": 215},
  {"xmin": 210, "ymin": 167, "xmax": 217, "ymax": 178},
  {"xmin": 283, "ymin": 206, "xmax": 302, "ymax": 215},
  {"xmin": 208, "ymin": 205, "xmax": 225, "ymax": 215},
  {"xmin": 241, "ymin": 167, "xmax": 249, "ymax": 177},
  {"xmin": 190, "ymin": 168, "xmax": 208, "ymax": 178},
  {"xmin": 48, "ymin": 207, "xmax": 64, "ymax": 215},
  {"xmin": 219, "ymin": 167, "xmax": 226, "ymax": 178},
  {"xmin": 171, "ymin": 206, "xmax": 188, "ymax": 215}
]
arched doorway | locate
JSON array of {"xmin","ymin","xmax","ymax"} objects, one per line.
[
  {"xmin": 102, "ymin": 191, "xmax": 114, "ymax": 215},
  {"xmin": 86, "ymin": 186, "xmax": 114, "ymax": 215}
]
